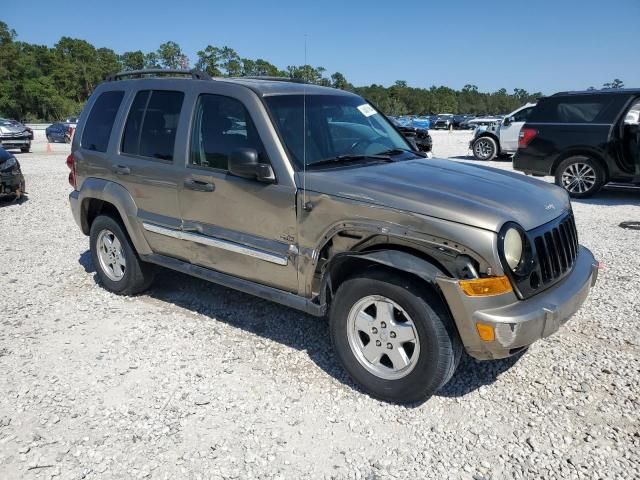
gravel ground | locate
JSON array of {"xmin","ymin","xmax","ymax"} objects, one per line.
[{"xmin": 0, "ymin": 130, "xmax": 639, "ymax": 480}]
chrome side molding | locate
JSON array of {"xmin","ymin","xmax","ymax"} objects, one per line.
[{"xmin": 142, "ymin": 222, "xmax": 288, "ymax": 266}]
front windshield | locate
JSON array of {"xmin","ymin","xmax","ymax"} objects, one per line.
[{"xmin": 264, "ymin": 94, "xmax": 411, "ymax": 168}]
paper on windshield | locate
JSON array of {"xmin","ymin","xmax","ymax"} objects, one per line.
[{"xmin": 357, "ymin": 103, "xmax": 377, "ymax": 117}]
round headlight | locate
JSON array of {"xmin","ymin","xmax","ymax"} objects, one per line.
[{"xmin": 503, "ymin": 227, "xmax": 523, "ymax": 271}]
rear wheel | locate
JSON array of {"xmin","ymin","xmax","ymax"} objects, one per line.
[
  {"xmin": 472, "ymin": 136, "xmax": 498, "ymax": 161},
  {"xmin": 555, "ymin": 156, "xmax": 605, "ymax": 198},
  {"xmin": 89, "ymin": 215, "xmax": 154, "ymax": 295},
  {"xmin": 330, "ymin": 269, "xmax": 461, "ymax": 404}
]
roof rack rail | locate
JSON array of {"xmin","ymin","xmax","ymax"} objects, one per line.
[
  {"xmin": 236, "ymin": 76, "xmax": 308, "ymax": 84},
  {"xmin": 105, "ymin": 69, "xmax": 212, "ymax": 82}
]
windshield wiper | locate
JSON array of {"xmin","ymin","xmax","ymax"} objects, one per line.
[
  {"xmin": 376, "ymin": 147, "xmax": 428, "ymax": 158},
  {"xmin": 307, "ymin": 154, "xmax": 392, "ymax": 169}
]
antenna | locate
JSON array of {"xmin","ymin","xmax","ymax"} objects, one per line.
[{"xmin": 302, "ymin": 34, "xmax": 309, "ymax": 211}]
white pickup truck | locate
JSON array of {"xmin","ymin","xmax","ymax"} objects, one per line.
[{"xmin": 470, "ymin": 103, "xmax": 536, "ymax": 160}]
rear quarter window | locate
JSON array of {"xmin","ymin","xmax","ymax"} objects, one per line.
[
  {"xmin": 81, "ymin": 91, "xmax": 124, "ymax": 152},
  {"xmin": 528, "ymin": 95, "xmax": 623, "ymax": 124}
]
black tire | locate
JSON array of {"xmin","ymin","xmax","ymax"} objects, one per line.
[
  {"xmin": 472, "ymin": 136, "xmax": 498, "ymax": 161},
  {"xmin": 89, "ymin": 215, "xmax": 154, "ymax": 295},
  {"xmin": 20, "ymin": 145, "xmax": 30, "ymax": 153},
  {"xmin": 554, "ymin": 156, "xmax": 605, "ymax": 198},
  {"xmin": 329, "ymin": 268, "xmax": 462, "ymax": 404},
  {"xmin": 46, "ymin": 135, "xmax": 53, "ymax": 143}
]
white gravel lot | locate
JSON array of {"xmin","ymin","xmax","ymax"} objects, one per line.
[{"xmin": 0, "ymin": 130, "xmax": 639, "ymax": 480}]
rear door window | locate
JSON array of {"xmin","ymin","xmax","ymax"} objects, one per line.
[
  {"xmin": 81, "ymin": 90, "xmax": 124, "ymax": 152},
  {"xmin": 121, "ymin": 90, "xmax": 184, "ymax": 161}
]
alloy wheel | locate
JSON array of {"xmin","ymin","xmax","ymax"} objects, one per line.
[
  {"xmin": 561, "ymin": 162, "xmax": 596, "ymax": 194},
  {"xmin": 346, "ymin": 295, "xmax": 420, "ymax": 380},
  {"xmin": 96, "ymin": 229, "xmax": 126, "ymax": 281},
  {"xmin": 474, "ymin": 139, "xmax": 494, "ymax": 159}
]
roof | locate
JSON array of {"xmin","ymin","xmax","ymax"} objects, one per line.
[
  {"xmin": 551, "ymin": 88, "xmax": 640, "ymax": 96},
  {"xmin": 220, "ymin": 77, "xmax": 353, "ymax": 97},
  {"xmin": 104, "ymin": 69, "xmax": 354, "ymax": 97}
]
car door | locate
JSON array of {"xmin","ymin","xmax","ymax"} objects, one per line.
[
  {"xmin": 176, "ymin": 91, "xmax": 298, "ymax": 292},
  {"xmin": 108, "ymin": 87, "xmax": 189, "ymax": 261},
  {"xmin": 500, "ymin": 106, "xmax": 534, "ymax": 152}
]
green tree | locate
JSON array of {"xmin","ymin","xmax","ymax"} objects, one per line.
[
  {"xmin": 157, "ymin": 41, "xmax": 187, "ymax": 69},
  {"xmin": 120, "ymin": 50, "xmax": 145, "ymax": 70},
  {"xmin": 195, "ymin": 45, "xmax": 222, "ymax": 76}
]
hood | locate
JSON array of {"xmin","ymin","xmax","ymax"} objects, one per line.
[
  {"xmin": 304, "ymin": 158, "xmax": 570, "ymax": 232},
  {"xmin": 0, "ymin": 124, "xmax": 25, "ymax": 135}
]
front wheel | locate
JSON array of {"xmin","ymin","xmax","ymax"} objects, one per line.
[
  {"xmin": 555, "ymin": 156, "xmax": 605, "ymax": 198},
  {"xmin": 472, "ymin": 136, "xmax": 498, "ymax": 161},
  {"xmin": 90, "ymin": 215, "xmax": 154, "ymax": 295},
  {"xmin": 330, "ymin": 269, "xmax": 461, "ymax": 404},
  {"xmin": 20, "ymin": 145, "xmax": 30, "ymax": 153}
]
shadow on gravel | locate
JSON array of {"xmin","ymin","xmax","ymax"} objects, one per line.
[
  {"xmin": 0, "ymin": 194, "xmax": 28, "ymax": 208},
  {"xmin": 78, "ymin": 251, "xmax": 355, "ymax": 390},
  {"xmin": 78, "ymin": 250, "xmax": 525, "ymax": 403},
  {"xmin": 436, "ymin": 350, "xmax": 524, "ymax": 398},
  {"xmin": 572, "ymin": 188, "xmax": 640, "ymax": 207}
]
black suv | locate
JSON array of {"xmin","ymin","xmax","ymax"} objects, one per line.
[{"xmin": 514, "ymin": 89, "xmax": 640, "ymax": 197}]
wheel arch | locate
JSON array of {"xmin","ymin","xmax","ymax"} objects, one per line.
[
  {"xmin": 550, "ymin": 149, "xmax": 610, "ymax": 181},
  {"xmin": 77, "ymin": 178, "xmax": 152, "ymax": 255},
  {"xmin": 474, "ymin": 132, "xmax": 501, "ymax": 153},
  {"xmin": 318, "ymin": 246, "xmax": 477, "ymax": 313}
]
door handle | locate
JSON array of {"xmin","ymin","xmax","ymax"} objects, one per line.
[
  {"xmin": 113, "ymin": 165, "xmax": 130, "ymax": 175},
  {"xmin": 184, "ymin": 179, "xmax": 215, "ymax": 192}
]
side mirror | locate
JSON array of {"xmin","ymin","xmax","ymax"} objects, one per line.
[
  {"xmin": 503, "ymin": 117, "xmax": 512, "ymax": 126},
  {"xmin": 228, "ymin": 148, "xmax": 275, "ymax": 183}
]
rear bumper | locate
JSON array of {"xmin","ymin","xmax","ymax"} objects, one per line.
[
  {"xmin": 513, "ymin": 151, "xmax": 553, "ymax": 176},
  {"xmin": 69, "ymin": 190, "xmax": 82, "ymax": 230},
  {"xmin": 437, "ymin": 246, "xmax": 598, "ymax": 360}
]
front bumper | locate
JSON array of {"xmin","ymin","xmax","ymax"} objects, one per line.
[
  {"xmin": 437, "ymin": 246, "xmax": 598, "ymax": 360},
  {"xmin": 0, "ymin": 137, "xmax": 31, "ymax": 149}
]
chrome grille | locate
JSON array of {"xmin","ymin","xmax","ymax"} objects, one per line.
[{"xmin": 533, "ymin": 214, "xmax": 579, "ymax": 285}]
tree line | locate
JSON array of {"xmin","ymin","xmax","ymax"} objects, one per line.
[{"xmin": 0, "ymin": 22, "xmax": 626, "ymax": 122}]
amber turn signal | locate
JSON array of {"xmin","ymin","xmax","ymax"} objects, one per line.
[
  {"xmin": 476, "ymin": 323, "xmax": 496, "ymax": 342},
  {"xmin": 458, "ymin": 276, "xmax": 512, "ymax": 296}
]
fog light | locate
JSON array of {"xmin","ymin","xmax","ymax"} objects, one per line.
[
  {"xmin": 476, "ymin": 323, "xmax": 495, "ymax": 342},
  {"xmin": 459, "ymin": 276, "xmax": 512, "ymax": 296}
]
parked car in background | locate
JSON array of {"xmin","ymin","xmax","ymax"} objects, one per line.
[
  {"xmin": 470, "ymin": 104, "xmax": 536, "ymax": 160},
  {"xmin": 389, "ymin": 117, "xmax": 433, "ymax": 156},
  {"xmin": 410, "ymin": 116, "xmax": 431, "ymax": 129},
  {"xmin": 46, "ymin": 122, "xmax": 73, "ymax": 143},
  {"xmin": 453, "ymin": 115, "xmax": 475, "ymax": 129},
  {"xmin": 0, "ymin": 146, "xmax": 25, "ymax": 198},
  {"xmin": 432, "ymin": 114, "xmax": 455, "ymax": 130},
  {"xmin": 5, "ymin": 119, "xmax": 33, "ymax": 140},
  {"xmin": 68, "ymin": 70, "xmax": 599, "ymax": 403},
  {"xmin": 514, "ymin": 89, "xmax": 640, "ymax": 198},
  {"xmin": 465, "ymin": 116, "xmax": 502, "ymax": 130},
  {"xmin": 64, "ymin": 117, "xmax": 79, "ymax": 129},
  {"xmin": 0, "ymin": 118, "xmax": 32, "ymax": 152}
]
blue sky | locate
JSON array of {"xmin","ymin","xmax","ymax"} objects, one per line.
[{"xmin": 3, "ymin": 0, "xmax": 639, "ymax": 94}]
